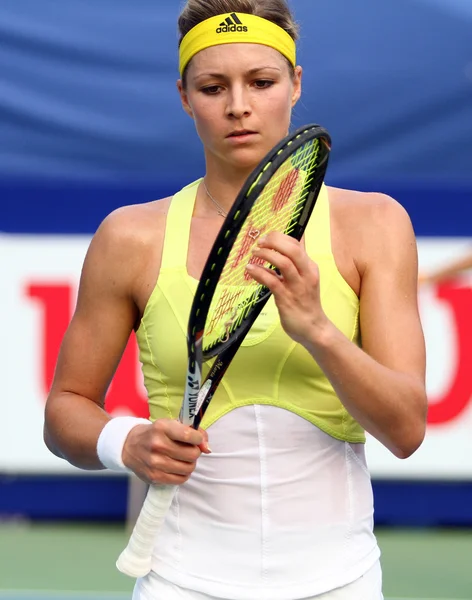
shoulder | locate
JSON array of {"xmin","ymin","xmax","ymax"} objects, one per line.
[
  {"xmin": 81, "ymin": 197, "xmax": 172, "ymax": 285},
  {"xmin": 98, "ymin": 197, "xmax": 171, "ymax": 241},
  {"xmin": 327, "ymin": 186, "xmax": 411, "ymax": 226},
  {"xmin": 327, "ymin": 185, "xmax": 414, "ymax": 240},
  {"xmin": 327, "ymin": 186, "xmax": 416, "ymax": 274},
  {"xmin": 89, "ymin": 197, "xmax": 171, "ymax": 256}
]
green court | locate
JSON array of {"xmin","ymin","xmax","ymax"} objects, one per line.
[{"xmin": 0, "ymin": 522, "xmax": 471, "ymax": 599}]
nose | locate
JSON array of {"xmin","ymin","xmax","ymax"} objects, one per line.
[{"xmin": 225, "ymin": 84, "xmax": 251, "ymax": 119}]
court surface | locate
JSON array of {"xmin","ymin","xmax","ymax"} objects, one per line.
[{"xmin": 0, "ymin": 522, "xmax": 470, "ymax": 600}]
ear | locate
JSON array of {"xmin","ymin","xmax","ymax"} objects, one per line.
[
  {"xmin": 291, "ymin": 66, "xmax": 303, "ymax": 108},
  {"xmin": 177, "ymin": 79, "xmax": 194, "ymax": 119}
]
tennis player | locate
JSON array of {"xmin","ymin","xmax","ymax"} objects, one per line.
[{"xmin": 43, "ymin": 0, "xmax": 427, "ymax": 598}]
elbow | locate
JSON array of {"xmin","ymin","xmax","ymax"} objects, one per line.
[
  {"xmin": 43, "ymin": 427, "xmax": 57, "ymax": 459},
  {"xmin": 43, "ymin": 425, "xmax": 55, "ymax": 455},
  {"xmin": 391, "ymin": 389, "xmax": 428, "ymax": 460},
  {"xmin": 43, "ymin": 402, "xmax": 54, "ymax": 450},
  {"xmin": 43, "ymin": 400, "xmax": 65, "ymax": 459},
  {"xmin": 392, "ymin": 430, "xmax": 425, "ymax": 459},
  {"xmin": 43, "ymin": 422, "xmax": 62, "ymax": 459},
  {"xmin": 393, "ymin": 408, "xmax": 427, "ymax": 460}
]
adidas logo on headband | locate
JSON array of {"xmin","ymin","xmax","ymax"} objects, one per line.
[{"xmin": 216, "ymin": 13, "xmax": 248, "ymax": 34}]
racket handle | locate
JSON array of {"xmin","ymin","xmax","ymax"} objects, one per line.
[{"xmin": 116, "ymin": 483, "xmax": 177, "ymax": 578}]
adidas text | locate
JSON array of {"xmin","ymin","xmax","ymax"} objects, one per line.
[{"xmin": 216, "ymin": 24, "xmax": 248, "ymax": 34}]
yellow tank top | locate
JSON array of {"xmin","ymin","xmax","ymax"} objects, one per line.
[{"xmin": 136, "ymin": 179, "xmax": 365, "ymax": 443}]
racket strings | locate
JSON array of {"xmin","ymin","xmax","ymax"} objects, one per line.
[{"xmin": 203, "ymin": 137, "xmax": 323, "ymax": 351}]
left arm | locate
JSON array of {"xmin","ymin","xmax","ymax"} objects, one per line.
[{"xmin": 246, "ymin": 197, "xmax": 427, "ymax": 459}]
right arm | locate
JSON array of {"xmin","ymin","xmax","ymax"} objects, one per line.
[{"xmin": 44, "ymin": 207, "xmax": 209, "ymax": 482}]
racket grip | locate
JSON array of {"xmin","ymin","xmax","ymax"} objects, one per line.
[{"xmin": 116, "ymin": 483, "xmax": 177, "ymax": 578}]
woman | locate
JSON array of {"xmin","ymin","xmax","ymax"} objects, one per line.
[{"xmin": 43, "ymin": 0, "xmax": 427, "ymax": 598}]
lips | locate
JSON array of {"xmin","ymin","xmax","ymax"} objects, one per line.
[{"xmin": 227, "ymin": 130, "xmax": 257, "ymax": 137}]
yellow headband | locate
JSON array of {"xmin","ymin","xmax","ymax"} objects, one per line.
[{"xmin": 179, "ymin": 12, "xmax": 297, "ymax": 76}]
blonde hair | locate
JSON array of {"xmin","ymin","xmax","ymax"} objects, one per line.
[{"xmin": 178, "ymin": 0, "xmax": 299, "ymax": 82}]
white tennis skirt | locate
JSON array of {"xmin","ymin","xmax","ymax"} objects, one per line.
[{"xmin": 132, "ymin": 559, "xmax": 384, "ymax": 600}]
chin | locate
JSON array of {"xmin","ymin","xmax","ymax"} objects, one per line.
[{"xmin": 226, "ymin": 146, "xmax": 271, "ymax": 172}]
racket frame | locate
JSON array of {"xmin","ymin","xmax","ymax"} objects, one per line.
[{"xmin": 184, "ymin": 124, "xmax": 331, "ymax": 427}]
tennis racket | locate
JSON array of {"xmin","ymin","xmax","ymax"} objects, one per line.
[{"xmin": 116, "ymin": 123, "xmax": 331, "ymax": 578}]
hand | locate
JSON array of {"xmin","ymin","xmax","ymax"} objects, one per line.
[
  {"xmin": 245, "ymin": 231, "xmax": 329, "ymax": 346},
  {"xmin": 122, "ymin": 419, "xmax": 211, "ymax": 485}
]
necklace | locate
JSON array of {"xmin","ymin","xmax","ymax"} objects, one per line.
[{"xmin": 202, "ymin": 179, "xmax": 228, "ymax": 218}]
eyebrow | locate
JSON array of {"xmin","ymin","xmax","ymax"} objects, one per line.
[{"xmin": 193, "ymin": 66, "xmax": 282, "ymax": 81}]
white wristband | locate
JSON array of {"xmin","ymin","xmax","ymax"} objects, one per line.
[{"xmin": 97, "ymin": 416, "xmax": 151, "ymax": 473}]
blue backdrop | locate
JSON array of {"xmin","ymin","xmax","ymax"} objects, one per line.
[{"xmin": 1, "ymin": 0, "xmax": 471, "ymax": 235}]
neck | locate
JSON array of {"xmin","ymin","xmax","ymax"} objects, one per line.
[{"xmin": 202, "ymin": 157, "xmax": 256, "ymax": 216}]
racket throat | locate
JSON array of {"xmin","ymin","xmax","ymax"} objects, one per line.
[{"xmin": 196, "ymin": 379, "xmax": 212, "ymax": 414}]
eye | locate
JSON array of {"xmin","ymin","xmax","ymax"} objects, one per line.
[
  {"xmin": 201, "ymin": 85, "xmax": 222, "ymax": 95},
  {"xmin": 253, "ymin": 80, "xmax": 274, "ymax": 89}
]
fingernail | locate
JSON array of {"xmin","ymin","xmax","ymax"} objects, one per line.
[{"xmin": 206, "ymin": 445, "xmax": 213, "ymax": 454}]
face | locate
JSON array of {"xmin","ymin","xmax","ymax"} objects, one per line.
[{"xmin": 178, "ymin": 43, "xmax": 302, "ymax": 173}]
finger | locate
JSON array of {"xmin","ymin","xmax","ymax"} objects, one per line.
[
  {"xmin": 251, "ymin": 246, "xmax": 299, "ymax": 283},
  {"xmin": 159, "ymin": 456, "xmax": 198, "ymax": 477},
  {"xmin": 147, "ymin": 468, "xmax": 194, "ymax": 486},
  {"xmin": 258, "ymin": 232, "xmax": 310, "ymax": 274},
  {"xmin": 149, "ymin": 422, "xmax": 203, "ymax": 462},
  {"xmin": 164, "ymin": 440, "xmax": 202, "ymax": 462},
  {"xmin": 245, "ymin": 262, "xmax": 284, "ymax": 294},
  {"xmin": 198, "ymin": 428, "xmax": 212, "ymax": 454},
  {"xmin": 162, "ymin": 420, "xmax": 204, "ymax": 446},
  {"xmin": 147, "ymin": 450, "xmax": 198, "ymax": 478}
]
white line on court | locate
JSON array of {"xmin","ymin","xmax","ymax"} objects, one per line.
[{"xmin": 388, "ymin": 597, "xmax": 472, "ymax": 600}]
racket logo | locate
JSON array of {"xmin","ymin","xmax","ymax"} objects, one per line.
[
  {"xmin": 216, "ymin": 13, "xmax": 248, "ymax": 34},
  {"xmin": 186, "ymin": 372, "xmax": 201, "ymax": 419},
  {"xmin": 272, "ymin": 168, "xmax": 300, "ymax": 213}
]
